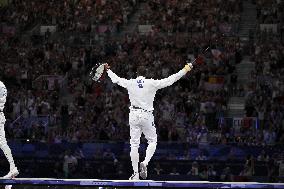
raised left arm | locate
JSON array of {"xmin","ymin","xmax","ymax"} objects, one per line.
[{"xmin": 105, "ymin": 64, "xmax": 129, "ymax": 89}]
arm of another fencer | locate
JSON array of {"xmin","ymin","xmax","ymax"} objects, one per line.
[{"xmin": 0, "ymin": 84, "xmax": 7, "ymax": 105}]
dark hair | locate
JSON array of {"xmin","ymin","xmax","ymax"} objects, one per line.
[{"xmin": 136, "ymin": 66, "xmax": 147, "ymax": 76}]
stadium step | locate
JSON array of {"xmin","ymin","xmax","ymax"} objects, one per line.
[
  {"xmin": 227, "ymin": 97, "xmax": 245, "ymax": 117},
  {"xmin": 229, "ymin": 97, "xmax": 246, "ymax": 104},
  {"xmin": 238, "ymin": 0, "xmax": 257, "ymax": 38},
  {"xmin": 227, "ymin": 56, "xmax": 254, "ymax": 117},
  {"xmin": 227, "ymin": 109, "xmax": 245, "ymax": 117},
  {"xmin": 118, "ymin": 2, "xmax": 147, "ymax": 36}
]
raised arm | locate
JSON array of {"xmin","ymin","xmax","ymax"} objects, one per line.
[
  {"xmin": 152, "ymin": 63, "xmax": 193, "ymax": 89},
  {"xmin": 105, "ymin": 64, "xmax": 129, "ymax": 89}
]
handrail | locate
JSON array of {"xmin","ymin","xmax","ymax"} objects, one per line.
[
  {"xmin": 32, "ymin": 74, "xmax": 65, "ymax": 89},
  {"xmin": 10, "ymin": 114, "xmax": 23, "ymax": 126},
  {"xmin": 6, "ymin": 138, "xmax": 284, "ymax": 146}
]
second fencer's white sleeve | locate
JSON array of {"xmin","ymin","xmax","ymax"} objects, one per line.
[
  {"xmin": 0, "ymin": 97, "xmax": 5, "ymax": 105},
  {"xmin": 152, "ymin": 69, "xmax": 187, "ymax": 89},
  {"xmin": 0, "ymin": 83, "xmax": 7, "ymax": 111},
  {"xmin": 107, "ymin": 70, "xmax": 129, "ymax": 89}
]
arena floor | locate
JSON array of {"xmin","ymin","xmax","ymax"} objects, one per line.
[{"xmin": 0, "ymin": 178, "xmax": 284, "ymax": 188}]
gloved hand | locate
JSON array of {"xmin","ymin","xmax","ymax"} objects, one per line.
[{"xmin": 183, "ymin": 63, "xmax": 193, "ymax": 72}]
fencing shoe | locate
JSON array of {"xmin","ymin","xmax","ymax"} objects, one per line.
[
  {"xmin": 3, "ymin": 167, "xmax": 19, "ymax": 179},
  {"xmin": 139, "ymin": 162, "xmax": 147, "ymax": 179},
  {"xmin": 129, "ymin": 172, "xmax": 139, "ymax": 180}
]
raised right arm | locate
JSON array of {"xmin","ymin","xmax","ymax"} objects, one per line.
[{"xmin": 152, "ymin": 64, "xmax": 193, "ymax": 89}]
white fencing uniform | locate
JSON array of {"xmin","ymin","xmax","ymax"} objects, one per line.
[
  {"xmin": 0, "ymin": 81, "xmax": 17, "ymax": 176},
  {"xmin": 107, "ymin": 68, "xmax": 187, "ymax": 175}
]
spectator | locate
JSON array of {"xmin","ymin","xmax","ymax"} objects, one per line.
[
  {"xmin": 257, "ymin": 150, "xmax": 270, "ymax": 162},
  {"xmin": 196, "ymin": 152, "xmax": 208, "ymax": 161},
  {"xmin": 63, "ymin": 150, "xmax": 78, "ymax": 178},
  {"xmin": 220, "ymin": 167, "xmax": 232, "ymax": 181},
  {"xmin": 169, "ymin": 167, "xmax": 180, "ymax": 175},
  {"xmin": 278, "ymin": 160, "xmax": 284, "ymax": 177},
  {"xmin": 244, "ymin": 155, "xmax": 255, "ymax": 176},
  {"xmin": 199, "ymin": 164, "xmax": 217, "ymax": 180},
  {"xmin": 103, "ymin": 148, "xmax": 116, "ymax": 160},
  {"xmin": 187, "ymin": 161, "xmax": 199, "ymax": 176},
  {"xmin": 153, "ymin": 163, "xmax": 164, "ymax": 175}
]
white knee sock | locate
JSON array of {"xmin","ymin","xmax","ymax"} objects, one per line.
[
  {"xmin": 0, "ymin": 126, "xmax": 16, "ymax": 171},
  {"xmin": 143, "ymin": 142, "xmax": 156, "ymax": 166},
  {"xmin": 0, "ymin": 142, "xmax": 16, "ymax": 170},
  {"xmin": 130, "ymin": 147, "xmax": 139, "ymax": 173}
]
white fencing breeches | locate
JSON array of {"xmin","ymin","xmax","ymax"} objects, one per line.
[
  {"xmin": 129, "ymin": 109, "xmax": 157, "ymax": 172},
  {"xmin": 0, "ymin": 113, "xmax": 16, "ymax": 170}
]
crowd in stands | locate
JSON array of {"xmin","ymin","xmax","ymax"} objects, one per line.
[
  {"xmin": 245, "ymin": 1, "xmax": 284, "ymax": 147},
  {"xmin": 1, "ymin": 0, "xmax": 284, "ymax": 183},
  {"xmin": 255, "ymin": 0, "xmax": 284, "ymax": 42},
  {"xmin": 1, "ymin": 0, "xmax": 282, "ymax": 150},
  {"xmin": 3, "ymin": 31, "xmax": 236, "ymax": 144},
  {"xmin": 0, "ymin": 0, "xmax": 137, "ymax": 32},
  {"xmin": 256, "ymin": 0, "xmax": 282, "ymax": 24},
  {"xmin": 139, "ymin": 0, "xmax": 241, "ymax": 34},
  {"xmin": 0, "ymin": 0, "xmax": 268, "ymax": 148}
]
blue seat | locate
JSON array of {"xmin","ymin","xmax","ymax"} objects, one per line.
[
  {"xmin": 83, "ymin": 143, "xmax": 97, "ymax": 150},
  {"xmin": 35, "ymin": 150, "xmax": 49, "ymax": 158},
  {"xmin": 22, "ymin": 144, "xmax": 36, "ymax": 156},
  {"xmin": 8, "ymin": 141, "xmax": 22, "ymax": 156},
  {"xmin": 82, "ymin": 143, "xmax": 103, "ymax": 158},
  {"xmin": 49, "ymin": 144, "xmax": 64, "ymax": 155},
  {"xmin": 190, "ymin": 148, "xmax": 199, "ymax": 159},
  {"xmin": 35, "ymin": 142, "xmax": 48, "ymax": 151}
]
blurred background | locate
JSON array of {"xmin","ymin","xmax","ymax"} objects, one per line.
[{"xmin": 0, "ymin": 0, "xmax": 284, "ymax": 183}]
